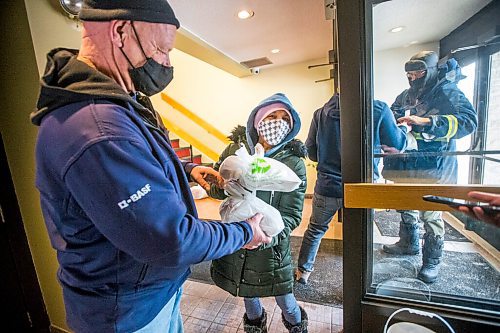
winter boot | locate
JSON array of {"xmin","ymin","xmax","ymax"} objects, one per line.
[
  {"xmin": 382, "ymin": 223, "xmax": 420, "ymax": 255},
  {"xmin": 243, "ymin": 309, "xmax": 267, "ymax": 333},
  {"xmin": 418, "ymin": 233, "xmax": 444, "ymax": 283},
  {"xmin": 282, "ymin": 306, "xmax": 308, "ymax": 333},
  {"xmin": 295, "ymin": 268, "xmax": 311, "ymax": 285}
]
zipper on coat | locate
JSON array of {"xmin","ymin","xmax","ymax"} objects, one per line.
[
  {"xmin": 269, "ymin": 191, "xmax": 275, "ymax": 205},
  {"xmin": 236, "ymin": 250, "xmax": 248, "ymax": 297}
]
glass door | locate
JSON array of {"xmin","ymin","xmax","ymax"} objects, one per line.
[{"xmin": 337, "ymin": 0, "xmax": 500, "ymax": 332}]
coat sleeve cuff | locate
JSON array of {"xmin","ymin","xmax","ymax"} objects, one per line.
[{"xmin": 182, "ymin": 161, "xmax": 197, "ymax": 177}]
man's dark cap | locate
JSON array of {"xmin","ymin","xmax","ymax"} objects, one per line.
[
  {"xmin": 405, "ymin": 51, "xmax": 438, "ymax": 72},
  {"xmin": 79, "ymin": 0, "xmax": 180, "ymax": 28}
]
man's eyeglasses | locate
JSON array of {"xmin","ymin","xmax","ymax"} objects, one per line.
[{"xmin": 406, "ymin": 70, "xmax": 426, "ymax": 80}]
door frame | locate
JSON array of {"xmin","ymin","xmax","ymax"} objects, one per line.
[
  {"xmin": 0, "ymin": 133, "xmax": 50, "ymax": 332},
  {"xmin": 337, "ymin": 0, "xmax": 500, "ymax": 332}
]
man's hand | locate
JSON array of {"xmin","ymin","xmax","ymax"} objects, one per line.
[
  {"xmin": 457, "ymin": 191, "xmax": 500, "ymax": 228},
  {"xmin": 398, "ymin": 121, "xmax": 412, "ymax": 133},
  {"xmin": 397, "ymin": 115, "xmax": 431, "ymax": 126},
  {"xmin": 243, "ymin": 213, "xmax": 272, "ymax": 250},
  {"xmin": 190, "ymin": 166, "xmax": 224, "ymax": 191},
  {"xmin": 381, "ymin": 145, "xmax": 400, "ymax": 154}
]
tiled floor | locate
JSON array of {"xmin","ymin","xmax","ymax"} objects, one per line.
[{"xmin": 181, "ymin": 279, "xmax": 343, "ymax": 333}]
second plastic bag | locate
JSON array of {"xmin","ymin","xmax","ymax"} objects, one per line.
[
  {"xmin": 218, "ymin": 144, "xmax": 302, "ymax": 237},
  {"xmin": 219, "ymin": 189, "xmax": 284, "ymax": 237}
]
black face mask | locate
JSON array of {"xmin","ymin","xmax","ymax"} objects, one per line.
[
  {"xmin": 120, "ymin": 23, "xmax": 174, "ymax": 96},
  {"xmin": 408, "ymin": 76, "xmax": 426, "ymax": 90}
]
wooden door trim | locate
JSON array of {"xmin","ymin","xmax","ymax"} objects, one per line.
[{"xmin": 344, "ymin": 183, "xmax": 500, "ymax": 210}]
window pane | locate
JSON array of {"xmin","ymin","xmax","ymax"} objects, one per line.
[
  {"xmin": 484, "ymin": 51, "xmax": 500, "ymax": 184},
  {"xmin": 370, "ymin": 0, "xmax": 499, "ymax": 312}
]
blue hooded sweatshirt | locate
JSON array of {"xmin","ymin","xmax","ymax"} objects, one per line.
[
  {"xmin": 373, "ymin": 100, "xmax": 408, "ymax": 180},
  {"xmin": 306, "ymin": 94, "xmax": 342, "ymax": 197},
  {"xmin": 31, "ymin": 48, "xmax": 253, "ymax": 332}
]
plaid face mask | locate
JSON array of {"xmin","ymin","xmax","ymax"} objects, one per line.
[{"xmin": 257, "ymin": 119, "xmax": 291, "ymax": 146}]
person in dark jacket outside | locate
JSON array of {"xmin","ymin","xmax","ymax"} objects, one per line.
[
  {"xmin": 382, "ymin": 51, "xmax": 477, "ymax": 283},
  {"xmin": 208, "ymin": 93, "xmax": 309, "ymax": 333},
  {"xmin": 295, "ymin": 95, "xmax": 408, "ymax": 284},
  {"xmin": 31, "ymin": 1, "xmax": 270, "ymax": 332}
]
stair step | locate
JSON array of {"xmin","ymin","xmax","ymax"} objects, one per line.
[
  {"xmin": 171, "ymin": 138, "xmax": 180, "ymax": 148},
  {"xmin": 192, "ymin": 154, "xmax": 202, "ymax": 164},
  {"xmin": 175, "ymin": 147, "xmax": 191, "ymax": 158}
]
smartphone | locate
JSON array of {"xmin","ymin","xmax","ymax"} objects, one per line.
[{"xmin": 422, "ymin": 195, "xmax": 500, "ymax": 214}]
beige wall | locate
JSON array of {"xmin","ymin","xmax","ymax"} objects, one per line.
[
  {"xmin": 152, "ymin": 49, "xmax": 334, "ymax": 193},
  {"xmin": 19, "ymin": 0, "xmax": 333, "ymax": 330},
  {"xmin": 25, "ymin": 0, "xmax": 82, "ymax": 76}
]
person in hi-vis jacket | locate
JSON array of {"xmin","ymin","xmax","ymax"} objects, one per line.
[{"xmin": 382, "ymin": 51, "xmax": 477, "ymax": 284}]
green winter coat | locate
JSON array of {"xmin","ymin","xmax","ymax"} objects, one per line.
[{"xmin": 208, "ymin": 126, "xmax": 307, "ymax": 297}]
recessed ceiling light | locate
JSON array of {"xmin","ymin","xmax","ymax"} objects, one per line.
[
  {"xmin": 409, "ymin": 40, "xmax": 419, "ymax": 45},
  {"xmin": 389, "ymin": 26, "xmax": 405, "ymax": 33},
  {"xmin": 271, "ymin": 49, "xmax": 280, "ymax": 54},
  {"xmin": 238, "ymin": 10, "xmax": 254, "ymax": 19}
]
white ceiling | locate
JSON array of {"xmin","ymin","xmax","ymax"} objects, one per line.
[
  {"xmin": 168, "ymin": 0, "xmax": 333, "ymax": 69},
  {"xmin": 168, "ymin": 0, "xmax": 492, "ymax": 70},
  {"xmin": 373, "ymin": 0, "xmax": 491, "ymax": 50}
]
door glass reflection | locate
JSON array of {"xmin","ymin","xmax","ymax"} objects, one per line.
[{"xmin": 370, "ymin": 0, "xmax": 499, "ymax": 312}]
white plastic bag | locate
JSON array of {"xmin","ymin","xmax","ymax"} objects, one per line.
[
  {"xmin": 219, "ymin": 144, "xmax": 301, "ymax": 192},
  {"xmin": 190, "ymin": 184, "xmax": 208, "ymax": 200},
  {"xmin": 218, "ymin": 144, "xmax": 302, "ymax": 237},
  {"xmin": 220, "ymin": 194, "xmax": 284, "ymax": 237}
]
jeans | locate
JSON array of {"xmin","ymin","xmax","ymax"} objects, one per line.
[
  {"xmin": 244, "ymin": 293, "xmax": 301, "ymax": 325},
  {"xmin": 298, "ymin": 193, "xmax": 342, "ymax": 272},
  {"xmin": 133, "ymin": 287, "xmax": 183, "ymax": 333},
  {"xmin": 397, "ymin": 210, "xmax": 445, "ymax": 237}
]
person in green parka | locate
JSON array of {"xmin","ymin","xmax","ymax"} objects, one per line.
[{"xmin": 208, "ymin": 93, "xmax": 308, "ymax": 333}]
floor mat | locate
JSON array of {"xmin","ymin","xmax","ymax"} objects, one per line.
[
  {"xmin": 190, "ymin": 236, "xmax": 344, "ymax": 307},
  {"xmin": 374, "ymin": 210, "xmax": 469, "ymax": 242},
  {"xmin": 189, "ymin": 236, "xmax": 499, "ymax": 308},
  {"xmin": 372, "ymin": 243, "xmax": 500, "ymax": 302}
]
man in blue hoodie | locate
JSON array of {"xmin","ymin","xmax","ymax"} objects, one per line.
[
  {"xmin": 31, "ymin": 1, "xmax": 270, "ymax": 332},
  {"xmin": 295, "ymin": 95, "xmax": 407, "ymax": 284},
  {"xmin": 294, "ymin": 94, "xmax": 342, "ymax": 284}
]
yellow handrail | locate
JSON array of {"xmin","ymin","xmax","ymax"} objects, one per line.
[
  {"xmin": 161, "ymin": 93, "xmax": 230, "ymax": 145},
  {"xmin": 159, "ymin": 115, "xmax": 220, "ymax": 162}
]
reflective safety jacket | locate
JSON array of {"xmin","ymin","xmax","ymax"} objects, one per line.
[{"xmin": 390, "ymin": 64, "xmax": 477, "ymax": 183}]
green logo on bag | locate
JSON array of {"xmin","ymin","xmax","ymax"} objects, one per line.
[{"xmin": 251, "ymin": 158, "xmax": 271, "ymax": 174}]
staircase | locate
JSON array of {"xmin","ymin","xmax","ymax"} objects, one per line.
[
  {"xmin": 158, "ymin": 94, "xmax": 230, "ymax": 168},
  {"xmin": 171, "ymin": 137, "xmax": 213, "ymax": 167}
]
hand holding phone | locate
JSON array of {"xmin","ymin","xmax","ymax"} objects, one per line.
[
  {"xmin": 422, "ymin": 195, "xmax": 500, "ymax": 213},
  {"xmin": 422, "ymin": 193, "xmax": 500, "ymax": 227}
]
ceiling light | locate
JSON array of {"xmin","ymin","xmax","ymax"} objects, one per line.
[
  {"xmin": 409, "ymin": 40, "xmax": 419, "ymax": 45},
  {"xmin": 389, "ymin": 26, "xmax": 405, "ymax": 33},
  {"xmin": 271, "ymin": 49, "xmax": 280, "ymax": 54},
  {"xmin": 238, "ymin": 10, "xmax": 254, "ymax": 20}
]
